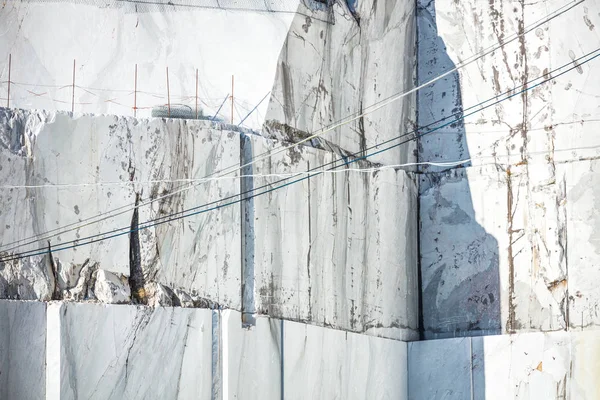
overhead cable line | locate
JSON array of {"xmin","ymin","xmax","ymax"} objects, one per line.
[
  {"xmin": 0, "ymin": 0, "xmax": 585, "ymax": 253},
  {"xmin": 2, "ymin": 47, "xmax": 598, "ymax": 263}
]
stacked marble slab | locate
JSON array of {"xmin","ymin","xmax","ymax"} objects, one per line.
[
  {"xmin": 409, "ymin": 330, "xmax": 600, "ymax": 399},
  {"xmin": 417, "ymin": 0, "xmax": 600, "ymax": 338},
  {"xmin": 245, "ymin": 134, "xmax": 418, "ymax": 340},
  {"xmin": 0, "ymin": 108, "xmax": 419, "ymax": 340},
  {"xmin": 0, "ymin": 300, "xmax": 407, "ymax": 400},
  {"xmin": 0, "ymin": 109, "xmax": 242, "ymax": 308}
]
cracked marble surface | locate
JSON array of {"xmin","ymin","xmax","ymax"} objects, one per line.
[
  {"xmin": 418, "ymin": 0, "xmax": 600, "ymax": 338},
  {"xmin": 0, "ymin": 109, "xmax": 241, "ymax": 308},
  {"xmin": 247, "ymin": 134, "xmax": 419, "ymax": 340},
  {"xmin": 264, "ymin": 0, "xmax": 417, "ymax": 166},
  {"xmin": 0, "ymin": 108, "xmax": 419, "ymax": 339},
  {"xmin": 283, "ymin": 318, "xmax": 408, "ymax": 400},
  {"xmin": 420, "ymin": 163, "xmax": 570, "ymax": 338},
  {"xmin": 0, "ymin": 300, "xmax": 46, "ymax": 400},
  {"xmin": 47, "ymin": 302, "xmax": 213, "ymax": 400},
  {"xmin": 0, "ymin": 301, "xmax": 411, "ymax": 399}
]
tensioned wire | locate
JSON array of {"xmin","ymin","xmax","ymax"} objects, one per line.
[
  {"xmin": 2, "ymin": 46, "xmax": 598, "ymax": 262},
  {"xmin": 0, "ymin": 0, "xmax": 585, "ymax": 253}
]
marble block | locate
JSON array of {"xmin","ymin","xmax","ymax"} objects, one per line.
[
  {"xmin": 46, "ymin": 302, "xmax": 213, "ymax": 400},
  {"xmin": 283, "ymin": 319, "xmax": 408, "ymax": 400},
  {"xmin": 247, "ymin": 134, "xmax": 419, "ymax": 340},
  {"xmin": 0, "ymin": 300, "xmax": 46, "ymax": 400}
]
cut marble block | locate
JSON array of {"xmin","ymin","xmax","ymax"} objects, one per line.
[
  {"xmin": 476, "ymin": 332, "xmax": 570, "ymax": 400},
  {"xmin": 561, "ymin": 159, "xmax": 600, "ymax": 329},
  {"xmin": 0, "ymin": 109, "xmax": 241, "ymax": 308},
  {"xmin": 247, "ymin": 134, "xmax": 419, "ymax": 340},
  {"xmin": 420, "ymin": 163, "xmax": 568, "ymax": 338},
  {"xmin": 407, "ymin": 337, "xmax": 472, "ymax": 399},
  {"xmin": 283, "ymin": 319, "xmax": 408, "ymax": 400},
  {"xmin": 409, "ymin": 331, "xmax": 600, "ymax": 400},
  {"xmin": 569, "ymin": 330, "xmax": 600, "ymax": 399},
  {"xmin": 46, "ymin": 302, "xmax": 213, "ymax": 400},
  {"xmin": 0, "ymin": 300, "xmax": 46, "ymax": 400},
  {"xmin": 221, "ymin": 310, "xmax": 282, "ymax": 400},
  {"xmin": 264, "ymin": 0, "xmax": 417, "ymax": 166}
]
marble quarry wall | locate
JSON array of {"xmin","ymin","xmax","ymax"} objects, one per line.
[
  {"xmin": 0, "ymin": 108, "xmax": 419, "ymax": 340},
  {"xmin": 0, "ymin": 300, "xmax": 408, "ymax": 400},
  {"xmin": 246, "ymin": 134, "xmax": 418, "ymax": 340},
  {"xmin": 417, "ymin": 0, "xmax": 600, "ymax": 338},
  {"xmin": 409, "ymin": 330, "xmax": 600, "ymax": 400},
  {"xmin": 263, "ymin": 0, "xmax": 417, "ymax": 166},
  {"xmin": 4, "ymin": 299, "xmax": 600, "ymax": 400},
  {"xmin": 0, "ymin": 0, "xmax": 302, "ymax": 129},
  {"xmin": 2, "ymin": 0, "xmax": 600, "ymax": 398}
]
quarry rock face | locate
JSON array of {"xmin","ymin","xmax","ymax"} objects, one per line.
[
  {"xmin": 1, "ymin": 0, "xmax": 600, "ymax": 398},
  {"xmin": 264, "ymin": 0, "xmax": 417, "ymax": 166},
  {"xmin": 0, "ymin": 109, "xmax": 243, "ymax": 310},
  {"xmin": 417, "ymin": 0, "xmax": 600, "ymax": 339},
  {"xmin": 245, "ymin": 134, "xmax": 418, "ymax": 340},
  {"xmin": 94, "ymin": 269, "xmax": 130, "ymax": 304},
  {"xmin": 2, "ymin": 301, "xmax": 409, "ymax": 400},
  {"xmin": 0, "ymin": 107, "xmax": 419, "ymax": 340}
]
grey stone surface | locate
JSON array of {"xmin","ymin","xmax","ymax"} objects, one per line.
[
  {"xmin": 247, "ymin": 134, "xmax": 419, "ymax": 340},
  {"xmin": 94, "ymin": 269, "xmax": 130, "ymax": 304},
  {"xmin": 561, "ymin": 159, "xmax": 600, "ymax": 330},
  {"xmin": 0, "ymin": 109, "xmax": 242, "ymax": 308},
  {"xmin": 408, "ymin": 337, "xmax": 472, "ymax": 400},
  {"xmin": 420, "ymin": 157, "xmax": 600, "ymax": 338},
  {"xmin": 222, "ymin": 310, "xmax": 282, "ymax": 400},
  {"xmin": 264, "ymin": 0, "xmax": 417, "ymax": 166},
  {"xmin": 409, "ymin": 331, "xmax": 591, "ymax": 399},
  {"xmin": 0, "ymin": 109, "xmax": 419, "ymax": 338},
  {"xmin": 420, "ymin": 163, "xmax": 569, "ymax": 338},
  {"xmin": 47, "ymin": 302, "xmax": 213, "ymax": 400},
  {"xmin": 417, "ymin": 0, "xmax": 600, "ymax": 338},
  {"xmin": 0, "ymin": 300, "xmax": 46, "ymax": 400},
  {"xmin": 283, "ymin": 319, "xmax": 408, "ymax": 400},
  {"xmin": 0, "ymin": 300, "xmax": 413, "ymax": 399}
]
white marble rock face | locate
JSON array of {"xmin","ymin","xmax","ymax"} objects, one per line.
[
  {"xmin": 0, "ymin": 300, "xmax": 414, "ymax": 400},
  {"xmin": 417, "ymin": 0, "xmax": 600, "ymax": 337},
  {"xmin": 247, "ymin": 134, "xmax": 419, "ymax": 340},
  {"xmin": 46, "ymin": 302, "xmax": 213, "ymax": 400},
  {"xmin": 409, "ymin": 330, "xmax": 600, "ymax": 400},
  {"xmin": 221, "ymin": 310, "xmax": 282, "ymax": 400},
  {"xmin": 264, "ymin": 0, "xmax": 417, "ymax": 166},
  {"xmin": 420, "ymin": 163, "xmax": 569, "ymax": 338},
  {"xmin": 0, "ymin": 300, "xmax": 46, "ymax": 400},
  {"xmin": 283, "ymin": 318, "xmax": 408, "ymax": 400},
  {"xmin": 0, "ymin": 107, "xmax": 421, "ymax": 339},
  {"xmin": 94, "ymin": 269, "xmax": 131, "ymax": 304},
  {"xmin": 0, "ymin": 109, "xmax": 241, "ymax": 308},
  {"xmin": 421, "ymin": 156, "xmax": 600, "ymax": 338},
  {"xmin": 417, "ymin": 0, "xmax": 600, "ymax": 170},
  {"xmin": 407, "ymin": 337, "xmax": 472, "ymax": 399},
  {"xmin": 560, "ymin": 159, "xmax": 600, "ymax": 330},
  {"xmin": 0, "ymin": 0, "xmax": 300, "ymax": 129}
]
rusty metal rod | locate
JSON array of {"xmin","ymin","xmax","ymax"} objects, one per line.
[
  {"xmin": 166, "ymin": 66, "xmax": 171, "ymax": 118},
  {"xmin": 7, "ymin": 54, "xmax": 11, "ymax": 108},
  {"xmin": 134, "ymin": 64, "xmax": 138, "ymax": 117}
]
